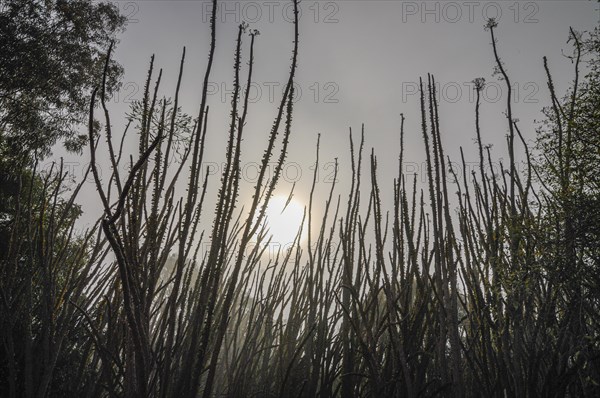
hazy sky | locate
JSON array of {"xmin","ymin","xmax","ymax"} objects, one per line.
[{"xmin": 62, "ymin": 0, "xmax": 599, "ymax": 247}]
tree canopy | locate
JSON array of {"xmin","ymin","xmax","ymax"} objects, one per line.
[{"xmin": 0, "ymin": 0, "xmax": 126, "ymax": 165}]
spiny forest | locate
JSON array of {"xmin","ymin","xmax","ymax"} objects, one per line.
[{"xmin": 1, "ymin": 0, "xmax": 599, "ymax": 397}]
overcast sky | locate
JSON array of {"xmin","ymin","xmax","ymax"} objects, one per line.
[{"xmin": 63, "ymin": 0, "xmax": 599, "ymax": 247}]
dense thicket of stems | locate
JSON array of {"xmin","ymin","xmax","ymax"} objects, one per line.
[{"xmin": 2, "ymin": 2, "xmax": 599, "ymax": 397}]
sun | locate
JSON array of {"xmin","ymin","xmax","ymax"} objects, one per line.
[{"xmin": 262, "ymin": 195, "xmax": 306, "ymax": 247}]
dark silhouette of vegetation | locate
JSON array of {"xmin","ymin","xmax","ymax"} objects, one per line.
[
  {"xmin": 0, "ymin": 0, "xmax": 126, "ymax": 165},
  {"xmin": 1, "ymin": 0, "xmax": 599, "ymax": 397}
]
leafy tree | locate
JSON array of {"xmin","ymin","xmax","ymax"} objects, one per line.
[
  {"xmin": 0, "ymin": 0, "xmax": 126, "ymax": 165},
  {"xmin": 536, "ymin": 27, "xmax": 600, "ymax": 272},
  {"xmin": 0, "ymin": 160, "xmax": 105, "ymax": 398},
  {"xmin": 534, "ymin": 26, "xmax": 600, "ymax": 394},
  {"xmin": 0, "ymin": 1, "xmax": 125, "ymax": 395}
]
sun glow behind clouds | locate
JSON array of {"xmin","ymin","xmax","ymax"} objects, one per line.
[{"xmin": 262, "ymin": 195, "xmax": 306, "ymax": 247}]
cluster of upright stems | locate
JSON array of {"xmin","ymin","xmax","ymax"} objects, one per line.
[{"xmin": 1, "ymin": 2, "xmax": 598, "ymax": 397}]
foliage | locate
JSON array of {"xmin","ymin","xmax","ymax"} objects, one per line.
[
  {"xmin": 1, "ymin": 1, "xmax": 600, "ymax": 397},
  {"xmin": 0, "ymin": 0, "xmax": 126, "ymax": 164},
  {"xmin": 0, "ymin": 160, "xmax": 107, "ymax": 397}
]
